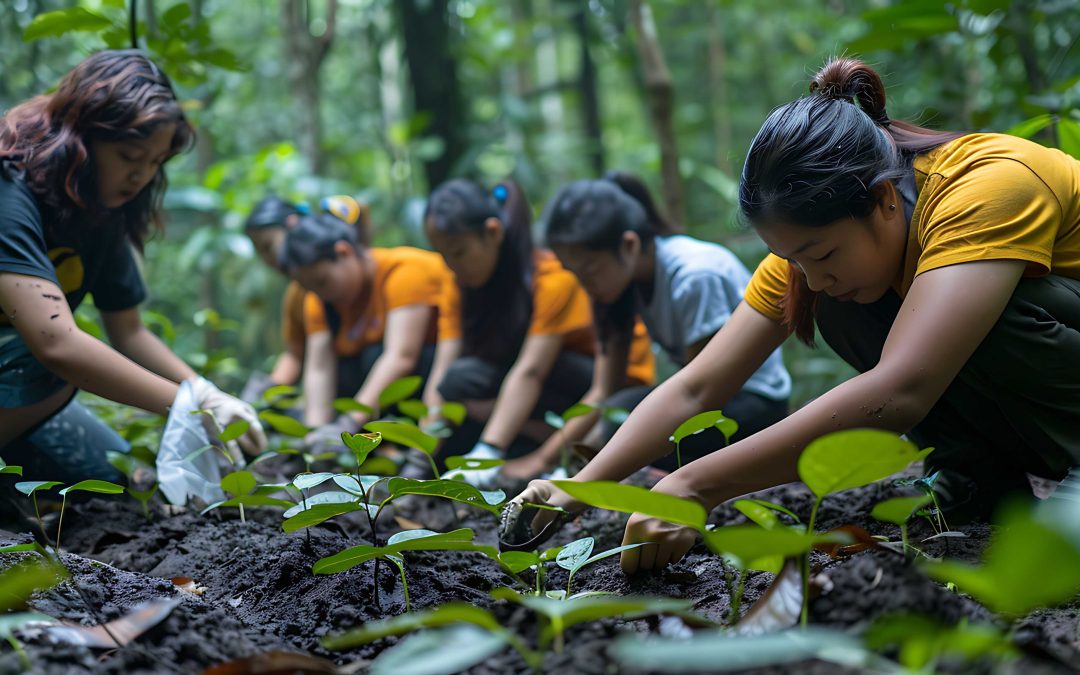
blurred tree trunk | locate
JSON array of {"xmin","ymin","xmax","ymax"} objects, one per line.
[
  {"xmin": 507, "ymin": 0, "xmax": 538, "ymax": 170},
  {"xmin": 398, "ymin": 0, "xmax": 466, "ymax": 189},
  {"xmin": 629, "ymin": 0, "xmax": 684, "ymax": 226},
  {"xmin": 568, "ymin": 1, "xmax": 604, "ymax": 175},
  {"xmin": 281, "ymin": 0, "xmax": 337, "ymax": 175},
  {"xmin": 707, "ymin": 6, "xmax": 732, "ymax": 176}
]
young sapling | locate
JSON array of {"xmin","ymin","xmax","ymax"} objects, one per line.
[{"xmin": 670, "ymin": 411, "xmax": 737, "ymax": 469}]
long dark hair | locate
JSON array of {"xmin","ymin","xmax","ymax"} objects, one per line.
[
  {"xmin": 739, "ymin": 57, "xmax": 964, "ymax": 344},
  {"xmin": 280, "ymin": 212, "xmax": 359, "ymax": 271},
  {"xmin": 245, "ymin": 195, "xmax": 300, "ymax": 231},
  {"xmin": 545, "ymin": 172, "xmax": 676, "ymax": 344},
  {"xmin": 425, "ymin": 178, "xmax": 534, "ymax": 364},
  {"xmin": 0, "ymin": 50, "xmax": 194, "ymax": 250}
]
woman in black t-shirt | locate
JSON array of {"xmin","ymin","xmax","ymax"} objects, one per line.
[{"xmin": 0, "ymin": 50, "xmax": 265, "ymax": 483}]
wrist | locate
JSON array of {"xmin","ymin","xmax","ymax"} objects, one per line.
[{"xmin": 653, "ymin": 471, "xmax": 714, "ymax": 511}]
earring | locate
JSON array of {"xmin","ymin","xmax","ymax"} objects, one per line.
[{"xmin": 888, "ymin": 204, "xmax": 896, "ymax": 211}]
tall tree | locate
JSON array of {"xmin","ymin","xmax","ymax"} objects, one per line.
[
  {"xmin": 281, "ymin": 0, "xmax": 337, "ymax": 174},
  {"xmin": 398, "ymin": 0, "xmax": 466, "ymax": 189},
  {"xmin": 569, "ymin": 0, "xmax": 604, "ymax": 175},
  {"xmin": 629, "ymin": 0, "xmax": 684, "ymax": 226}
]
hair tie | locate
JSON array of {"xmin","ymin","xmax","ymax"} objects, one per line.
[
  {"xmin": 872, "ymin": 109, "xmax": 891, "ymax": 127},
  {"xmin": 492, "ymin": 184, "xmax": 509, "ymax": 206}
]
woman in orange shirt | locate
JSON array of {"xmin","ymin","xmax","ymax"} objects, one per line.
[
  {"xmin": 280, "ymin": 213, "xmax": 444, "ymax": 447},
  {"xmin": 421, "ymin": 179, "xmax": 653, "ymax": 487}
]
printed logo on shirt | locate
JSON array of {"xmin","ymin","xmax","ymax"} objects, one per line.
[{"xmin": 49, "ymin": 247, "xmax": 85, "ymax": 296}]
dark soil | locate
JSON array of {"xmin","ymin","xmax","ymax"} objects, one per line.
[{"xmin": 1, "ymin": 467, "xmax": 1077, "ymax": 674}]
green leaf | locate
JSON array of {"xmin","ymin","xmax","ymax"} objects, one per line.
[
  {"xmin": 262, "ymin": 385, "xmax": 299, "ymax": 404},
  {"xmin": 333, "ymin": 398, "xmax": 374, "ymax": 416},
  {"xmin": 1005, "ymin": 114, "xmax": 1055, "ymax": 139},
  {"xmin": 1058, "ymin": 118, "xmax": 1080, "ymax": 159},
  {"xmin": 865, "ymin": 614, "xmax": 1016, "ymax": 670},
  {"xmin": 258, "ymin": 411, "xmax": 310, "ymax": 438},
  {"xmin": 160, "ymin": 1, "xmax": 193, "ymax": 28},
  {"xmin": 313, "ymin": 528, "xmax": 482, "ymax": 574},
  {"xmin": 23, "ymin": 8, "xmax": 113, "ymax": 42},
  {"xmin": 576, "ymin": 543, "xmax": 650, "ymax": 574},
  {"xmin": 0, "ymin": 460, "xmax": 23, "ymax": 476},
  {"xmin": 797, "ymin": 430, "xmax": 932, "ymax": 499},
  {"xmin": 544, "ymin": 410, "xmax": 564, "ymax": 430},
  {"xmin": 397, "ymin": 399, "xmax": 429, "ymax": 422},
  {"xmin": 555, "ymin": 537, "xmax": 595, "ymax": 572},
  {"xmin": 444, "ymin": 456, "xmax": 505, "ymax": 471},
  {"xmin": 342, "ymin": 431, "xmax": 383, "ymax": 464},
  {"xmin": 439, "ymin": 402, "xmax": 467, "ymax": 425},
  {"xmin": 282, "ymin": 501, "xmax": 364, "ymax": 534},
  {"xmin": 0, "ymin": 560, "xmax": 68, "ymax": 613},
  {"xmin": 733, "ymin": 500, "xmax": 780, "ymax": 529},
  {"xmin": 387, "ymin": 478, "xmax": 505, "ymax": 514},
  {"xmin": 704, "ymin": 525, "xmax": 849, "ymax": 571},
  {"xmin": 283, "ymin": 491, "xmax": 359, "ymax": 519},
  {"xmin": 561, "ymin": 402, "xmax": 594, "ymax": 421},
  {"xmin": 378, "ymin": 376, "xmax": 423, "ymax": 409},
  {"xmin": 321, "ymin": 602, "xmax": 504, "ymax": 650},
  {"xmin": 550, "ymin": 480, "xmax": 708, "ymax": 530},
  {"xmin": 370, "ymin": 625, "xmax": 507, "ymax": 675},
  {"xmin": 15, "ymin": 481, "xmax": 63, "ymax": 496},
  {"xmin": 498, "ymin": 551, "xmax": 541, "ymax": 574},
  {"xmin": 364, "ymin": 422, "xmax": 436, "ymax": 455},
  {"xmin": 359, "ymin": 456, "xmax": 399, "ymax": 476},
  {"xmin": 220, "ymin": 471, "xmax": 256, "ymax": 496},
  {"xmin": 333, "ymin": 474, "xmax": 381, "ymax": 495},
  {"xmin": 871, "ymin": 495, "xmax": 933, "ymax": 526},
  {"xmin": 214, "ymin": 494, "xmax": 295, "ymax": 511},
  {"xmin": 292, "ymin": 472, "xmax": 338, "ymax": 491},
  {"xmin": 219, "ymin": 420, "xmax": 250, "ymax": 443},
  {"xmin": 672, "ymin": 410, "xmax": 734, "ymax": 444},
  {"xmin": 58, "ymin": 479, "xmax": 124, "ymax": 497},
  {"xmin": 127, "ymin": 485, "xmax": 157, "ymax": 505}
]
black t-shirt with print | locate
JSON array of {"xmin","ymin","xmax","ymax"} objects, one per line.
[{"xmin": 0, "ymin": 173, "xmax": 146, "ymax": 327}]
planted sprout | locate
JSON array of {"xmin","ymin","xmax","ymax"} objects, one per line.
[
  {"xmin": 870, "ymin": 494, "xmax": 933, "ymax": 559},
  {"xmin": 670, "ymin": 410, "xmax": 737, "ymax": 470},
  {"xmin": 14, "ymin": 481, "xmax": 63, "ymax": 542},
  {"xmin": 54, "ymin": 480, "xmax": 125, "ymax": 552}
]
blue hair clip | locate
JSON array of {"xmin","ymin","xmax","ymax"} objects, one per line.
[
  {"xmin": 295, "ymin": 203, "xmax": 311, "ymax": 215},
  {"xmin": 492, "ymin": 184, "xmax": 509, "ymax": 205}
]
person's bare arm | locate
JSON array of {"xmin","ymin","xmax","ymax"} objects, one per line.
[
  {"xmin": 479, "ymin": 334, "xmax": 564, "ymax": 449},
  {"xmin": 0, "ymin": 273, "xmax": 177, "ymax": 415},
  {"xmin": 347, "ymin": 304, "xmax": 432, "ymax": 426},
  {"xmin": 620, "ymin": 260, "xmax": 1027, "ymax": 573},
  {"xmin": 269, "ymin": 333, "xmax": 305, "ymax": 386},
  {"xmin": 302, "ymin": 331, "xmax": 336, "ymax": 427},
  {"xmin": 101, "ymin": 307, "xmax": 198, "ymax": 383},
  {"xmin": 421, "ymin": 337, "xmax": 462, "ymax": 425}
]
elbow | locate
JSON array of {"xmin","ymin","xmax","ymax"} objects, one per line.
[
  {"xmin": 863, "ymin": 366, "xmax": 939, "ymax": 433},
  {"xmin": 32, "ymin": 332, "xmax": 82, "ymax": 379}
]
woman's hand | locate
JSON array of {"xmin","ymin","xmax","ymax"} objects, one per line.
[
  {"xmin": 619, "ymin": 473, "xmax": 704, "ymax": 574},
  {"xmin": 513, "ymin": 478, "xmax": 587, "ymax": 533},
  {"xmin": 500, "ymin": 450, "xmax": 558, "ymax": 481}
]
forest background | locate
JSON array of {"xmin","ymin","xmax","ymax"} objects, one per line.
[{"xmin": 1, "ymin": 0, "xmax": 1077, "ymax": 416}]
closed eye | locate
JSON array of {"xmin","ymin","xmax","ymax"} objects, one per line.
[{"xmin": 813, "ymin": 250, "xmax": 835, "ymax": 262}]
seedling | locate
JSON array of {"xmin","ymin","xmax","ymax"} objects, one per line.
[
  {"xmin": 0, "ymin": 459, "xmax": 23, "ymax": 476},
  {"xmin": 894, "ymin": 471, "xmax": 949, "ymax": 534},
  {"xmin": 544, "ymin": 402, "xmax": 595, "ymax": 474},
  {"xmin": 670, "ymin": 410, "xmax": 738, "ymax": 469},
  {"xmin": 554, "ymin": 536, "xmax": 650, "ymax": 597},
  {"xmin": 870, "ymin": 494, "xmax": 932, "ymax": 559},
  {"xmin": 201, "ymin": 470, "xmax": 294, "ymax": 522},
  {"xmin": 14, "ymin": 481, "xmax": 63, "ymax": 542},
  {"xmin": 54, "ymin": 480, "xmax": 125, "ymax": 552},
  {"xmin": 364, "ymin": 421, "xmax": 441, "ymax": 478}
]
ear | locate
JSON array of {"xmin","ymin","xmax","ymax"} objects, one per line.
[
  {"xmin": 484, "ymin": 217, "xmax": 504, "ymax": 246},
  {"xmin": 620, "ymin": 231, "xmax": 641, "ymax": 259},
  {"xmin": 333, "ymin": 240, "xmax": 355, "ymax": 259},
  {"xmin": 872, "ymin": 181, "xmax": 900, "ymax": 218}
]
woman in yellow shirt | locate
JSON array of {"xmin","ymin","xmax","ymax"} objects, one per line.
[
  {"xmin": 517, "ymin": 57, "xmax": 1080, "ymax": 573},
  {"xmin": 422, "ymin": 179, "xmax": 653, "ymax": 486},
  {"xmin": 280, "ymin": 212, "xmax": 444, "ymax": 447}
]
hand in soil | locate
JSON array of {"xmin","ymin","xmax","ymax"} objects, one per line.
[
  {"xmin": 500, "ymin": 451, "xmax": 557, "ymax": 481},
  {"xmin": 516, "ymin": 479, "xmax": 586, "ymax": 530},
  {"xmin": 620, "ymin": 512, "xmax": 698, "ymax": 574}
]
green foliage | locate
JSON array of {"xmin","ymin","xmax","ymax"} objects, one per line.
[
  {"xmin": 364, "ymin": 421, "xmax": 437, "ymax": 455},
  {"xmin": 313, "ymin": 528, "xmax": 481, "ymax": 574},
  {"xmin": 22, "ymin": 7, "xmax": 112, "ymax": 41},
  {"xmin": 342, "ymin": 431, "xmax": 382, "ymax": 466},
  {"xmin": 0, "ymin": 459, "xmax": 22, "ymax": 476},
  {"xmin": 550, "ymin": 480, "xmax": 708, "ymax": 530},
  {"xmin": 378, "ymin": 376, "xmax": 423, "ymax": 410},
  {"xmin": 704, "ymin": 524, "xmax": 846, "ymax": 574},
  {"xmin": 386, "ymin": 478, "xmax": 505, "ymax": 516},
  {"xmin": 865, "ymin": 615, "xmax": 1017, "ymax": 671},
  {"xmin": 218, "ymin": 420, "xmax": 250, "ymax": 443},
  {"xmin": 669, "ymin": 410, "xmax": 738, "ymax": 469},
  {"xmin": 871, "ymin": 495, "xmax": 933, "ymax": 526},
  {"xmin": 367, "ymin": 625, "xmax": 509, "ymax": 675},
  {"xmin": 798, "ymin": 431, "xmax": 932, "ymax": 500},
  {"xmin": 258, "ymin": 411, "xmax": 310, "ymax": 439},
  {"xmin": 555, "ymin": 537, "xmax": 649, "ymax": 596},
  {"xmin": 333, "ymin": 398, "xmax": 374, "ymax": 417},
  {"xmin": 14, "ymin": 481, "xmax": 62, "ymax": 496}
]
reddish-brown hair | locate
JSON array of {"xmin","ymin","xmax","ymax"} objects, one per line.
[
  {"xmin": 0, "ymin": 49, "xmax": 194, "ymax": 250},
  {"xmin": 740, "ymin": 57, "xmax": 964, "ymax": 344}
]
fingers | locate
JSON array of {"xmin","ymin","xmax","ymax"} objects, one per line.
[
  {"xmin": 620, "ymin": 514, "xmax": 699, "ymax": 575},
  {"xmin": 247, "ymin": 420, "xmax": 268, "ymax": 455}
]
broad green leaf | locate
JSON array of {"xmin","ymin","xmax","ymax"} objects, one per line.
[
  {"xmin": 219, "ymin": 420, "xmax": 250, "ymax": 443},
  {"xmin": 865, "ymin": 614, "xmax": 1016, "ymax": 670},
  {"xmin": 15, "ymin": 481, "xmax": 63, "ymax": 496},
  {"xmin": 313, "ymin": 528, "xmax": 484, "ymax": 574},
  {"xmin": 0, "ymin": 461, "xmax": 23, "ymax": 476},
  {"xmin": 321, "ymin": 602, "xmax": 504, "ymax": 650},
  {"xmin": 378, "ymin": 376, "xmax": 423, "ymax": 409},
  {"xmin": 0, "ymin": 560, "xmax": 68, "ymax": 613},
  {"xmin": 342, "ymin": 431, "xmax": 383, "ymax": 464},
  {"xmin": 397, "ymin": 399, "xmax": 429, "ymax": 422},
  {"xmin": 439, "ymin": 402, "xmax": 467, "ymax": 425},
  {"xmin": 333, "ymin": 474, "xmax": 381, "ymax": 495},
  {"xmin": 1058, "ymin": 119, "xmax": 1080, "ymax": 160},
  {"xmin": 1005, "ymin": 114, "xmax": 1054, "ymax": 139},
  {"xmin": 292, "ymin": 472, "xmax": 338, "ymax": 491},
  {"xmin": 576, "ymin": 543, "xmax": 650, "ymax": 573},
  {"xmin": 259, "ymin": 411, "xmax": 310, "ymax": 438},
  {"xmin": 333, "ymin": 398, "xmax": 374, "ymax": 416},
  {"xmin": 445, "ymin": 456, "xmax": 505, "ymax": 471},
  {"xmin": 0, "ymin": 543, "xmax": 42, "ymax": 554},
  {"xmin": 58, "ymin": 479, "xmax": 124, "ymax": 497},
  {"xmin": 544, "ymin": 410, "xmax": 564, "ymax": 430},
  {"xmin": 871, "ymin": 495, "xmax": 933, "ymax": 526},
  {"xmin": 127, "ymin": 485, "xmax": 157, "ymax": 505},
  {"xmin": 498, "ymin": 551, "xmax": 540, "ymax": 574},
  {"xmin": 370, "ymin": 625, "xmax": 507, "ymax": 675},
  {"xmin": 262, "ymin": 385, "xmax": 299, "ymax": 404},
  {"xmin": 220, "ymin": 471, "xmax": 256, "ymax": 496},
  {"xmin": 282, "ymin": 502, "xmax": 365, "ymax": 534},
  {"xmin": 562, "ymin": 402, "xmax": 594, "ymax": 421},
  {"xmin": 797, "ymin": 430, "xmax": 932, "ymax": 499},
  {"xmin": 705, "ymin": 525, "xmax": 850, "ymax": 571},
  {"xmin": 387, "ymin": 478, "xmax": 505, "ymax": 514},
  {"xmin": 551, "ymin": 480, "xmax": 708, "ymax": 530},
  {"xmin": 610, "ymin": 627, "xmax": 872, "ymax": 672},
  {"xmin": 160, "ymin": 1, "xmax": 193, "ymax": 27},
  {"xmin": 922, "ymin": 504, "xmax": 1080, "ymax": 616},
  {"xmin": 283, "ymin": 491, "xmax": 359, "ymax": 519},
  {"xmin": 734, "ymin": 500, "xmax": 780, "ymax": 529},
  {"xmin": 23, "ymin": 8, "xmax": 112, "ymax": 41},
  {"xmin": 555, "ymin": 537, "xmax": 595, "ymax": 572},
  {"xmin": 364, "ymin": 422, "xmax": 435, "ymax": 455},
  {"xmin": 739, "ymin": 499, "xmax": 801, "ymax": 523},
  {"xmin": 671, "ymin": 410, "xmax": 733, "ymax": 444}
]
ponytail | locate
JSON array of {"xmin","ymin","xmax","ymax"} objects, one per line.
[{"xmin": 280, "ymin": 211, "xmax": 359, "ymax": 271}]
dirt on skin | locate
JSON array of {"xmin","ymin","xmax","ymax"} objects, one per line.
[{"xmin": 0, "ymin": 468, "xmax": 1077, "ymax": 675}]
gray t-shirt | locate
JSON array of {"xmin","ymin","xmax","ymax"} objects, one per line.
[{"xmin": 636, "ymin": 235, "xmax": 791, "ymax": 401}]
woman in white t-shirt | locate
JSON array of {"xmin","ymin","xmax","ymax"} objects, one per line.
[{"xmin": 501, "ymin": 172, "xmax": 790, "ymax": 479}]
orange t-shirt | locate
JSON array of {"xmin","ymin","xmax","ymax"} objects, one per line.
[
  {"xmin": 438, "ymin": 250, "xmax": 655, "ymax": 385},
  {"xmin": 303, "ymin": 247, "xmax": 447, "ymax": 357}
]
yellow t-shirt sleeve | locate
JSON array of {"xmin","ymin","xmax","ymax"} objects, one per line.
[
  {"xmin": 742, "ymin": 253, "xmax": 789, "ymax": 323},
  {"xmin": 383, "ymin": 257, "xmax": 443, "ymax": 312},
  {"xmin": 916, "ymin": 160, "xmax": 1060, "ymax": 278},
  {"xmin": 302, "ymin": 291, "xmax": 329, "ymax": 336},
  {"xmin": 438, "ymin": 279, "xmax": 463, "ymax": 341},
  {"xmin": 626, "ymin": 317, "xmax": 656, "ymax": 385},
  {"xmin": 528, "ymin": 268, "xmax": 592, "ymax": 337}
]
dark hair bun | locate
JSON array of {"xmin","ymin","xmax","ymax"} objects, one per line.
[{"xmin": 810, "ymin": 57, "xmax": 889, "ymax": 126}]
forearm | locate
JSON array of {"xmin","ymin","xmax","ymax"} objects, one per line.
[
  {"xmin": 43, "ymin": 332, "xmax": 178, "ymax": 415},
  {"xmin": 111, "ymin": 326, "xmax": 197, "ymax": 383},
  {"xmin": 481, "ymin": 368, "xmax": 545, "ymax": 450},
  {"xmin": 673, "ymin": 368, "xmax": 925, "ymax": 510},
  {"xmin": 421, "ymin": 341, "xmax": 459, "ymax": 416},
  {"xmin": 303, "ymin": 360, "xmax": 336, "ymax": 427},
  {"xmin": 270, "ymin": 350, "xmax": 302, "ymax": 386}
]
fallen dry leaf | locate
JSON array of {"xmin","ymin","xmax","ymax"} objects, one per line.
[
  {"xmin": 393, "ymin": 515, "xmax": 425, "ymax": 530},
  {"xmin": 172, "ymin": 577, "xmax": 208, "ymax": 595},
  {"xmin": 202, "ymin": 651, "xmax": 340, "ymax": 674},
  {"xmin": 43, "ymin": 596, "xmax": 181, "ymax": 648}
]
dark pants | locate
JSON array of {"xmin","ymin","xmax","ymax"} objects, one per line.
[
  {"xmin": 597, "ymin": 385, "xmax": 789, "ymax": 472},
  {"xmin": 815, "ymin": 276, "xmax": 1080, "ymax": 515},
  {"xmin": 435, "ymin": 351, "xmax": 595, "ymax": 457},
  {"xmin": 336, "ymin": 343, "xmax": 436, "ymax": 400}
]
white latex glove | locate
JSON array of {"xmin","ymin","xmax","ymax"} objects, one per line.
[
  {"xmin": 446, "ymin": 442, "xmax": 503, "ymax": 489},
  {"xmin": 188, "ymin": 377, "xmax": 267, "ymax": 457}
]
